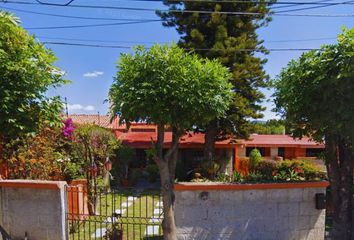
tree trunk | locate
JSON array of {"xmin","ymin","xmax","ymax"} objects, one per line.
[
  {"xmin": 204, "ymin": 121, "xmax": 218, "ymax": 162},
  {"xmin": 154, "ymin": 124, "xmax": 182, "ymax": 240},
  {"xmin": 326, "ymin": 134, "xmax": 353, "ymax": 240}
]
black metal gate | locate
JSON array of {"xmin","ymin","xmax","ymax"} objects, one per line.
[{"xmin": 66, "ymin": 186, "xmax": 163, "ymax": 240}]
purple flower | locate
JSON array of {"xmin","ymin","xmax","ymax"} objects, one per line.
[{"xmin": 62, "ymin": 118, "xmax": 75, "ymax": 139}]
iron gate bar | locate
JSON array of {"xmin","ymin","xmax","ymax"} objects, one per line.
[
  {"xmin": 0, "ymin": 225, "xmax": 11, "ymax": 240},
  {"xmin": 66, "ymin": 186, "xmax": 163, "ymax": 240}
]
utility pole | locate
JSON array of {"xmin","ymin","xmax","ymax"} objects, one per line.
[{"xmin": 64, "ymin": 97, "xmax": 69, "ymax": 117}]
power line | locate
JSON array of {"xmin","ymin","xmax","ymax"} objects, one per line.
[
  {"xmin": 36, "ymin": 35, "xmax": 336, "ymax": 44},
  {"xmin": 33, "ymin": 0, "xmax": 354, "ymax": 5},
  {"xmin": 277, "ymin": 0, "xmax": 354, "ymax": 13},
  {"xmin": 2, "ymin": 1, "xmax": 354, "ymax": 20},
  {"xmin": 266, "ymin": 37, "xmax": 336, "ymax": 43},
  {"xmin": 37, "ymin": 36, "xmax": 167, "ymax": 44},
  {"xmin": 0, "ymin": 6, "xmax": 160, "ymax": 21},
  {"xmin": 270, "ymin": 0, "xmax": 335, "ymax": 10},
  {"xmin": 26, "ymin": 20, "xmax": 162, "ymax": 30},
  {"xmin": 3, "ymin": 0, "xmax": 354, "ymax": 17},
  {"xmin": 35, "ymin": 0, "xmax": 75, "ymax": 6},
  {"xmin": 42, "ymin": 41, "xmax": 321, "ymax": 52}
]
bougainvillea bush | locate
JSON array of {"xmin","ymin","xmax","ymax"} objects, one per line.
[
  {"xmin": 4, "ymin": 123, "xmax": 72, "ymax": 180},
  {"xmin": 2, "ymin": 118, "xmax": 120, "ymax": 182}
]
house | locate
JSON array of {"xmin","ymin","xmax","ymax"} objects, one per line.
[{"xmin": 70, "ymin": 115, "xmax": 325, "ymax": 177}]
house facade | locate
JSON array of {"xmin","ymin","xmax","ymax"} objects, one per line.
[{"xmin": 70, "ymin": 114, "xmax": 325, "ymax": 177}]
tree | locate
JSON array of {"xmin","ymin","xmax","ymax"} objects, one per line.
[
  {"xmin": 157, "ymin": 1, "xmax": 272, "ymax": 161},
  {"xmin": 71, "ymin": 123, "xmax": 120, "ymax": 214},
  {"xmin": 109, "ymin": 44, "xmax": 232, "ymax": 239},
  {"xmin": 273, "ymin": 28, "xmax": 354, "ymax": 240},
  {"xmin": 0, "ymin": 11, "xmax": 65, "ymax": 142},
  {"xmin": 250, "ymin": 119, "xmax": 286, "ymax": 134}
]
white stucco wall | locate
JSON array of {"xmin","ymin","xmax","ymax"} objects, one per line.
[
  {"xmin": 0, "ymin": 180, "xmax": 67, "ymax": 240},
  {"xmin": 175, "ymin": 182, "xmax": 327, "ymax": 240}
]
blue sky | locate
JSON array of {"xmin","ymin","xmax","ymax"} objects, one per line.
[{"xmin": 1, "ymin": 0, "xmax": 353, "ymax": 120}]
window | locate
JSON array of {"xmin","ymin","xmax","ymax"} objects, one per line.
[
  {"xmin": 130, "ymin": 149, "xmax": 147, "ymax": 168},
  {"xmin": 306, "ymin": 148, "xmax": 324, "ymax": 157},
  {"xmin": 278, "ymin": 147, "xmax": 285, "ymax": 158}
]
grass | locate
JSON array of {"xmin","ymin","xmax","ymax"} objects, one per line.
[{"xmin": 69, "ymin": 189, "xmax": 163, "ymax": 240}]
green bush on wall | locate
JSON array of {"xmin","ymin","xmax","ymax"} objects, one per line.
[{"xmin": 249, "ymin": 148, "xmax": 262, "ymax": 170}]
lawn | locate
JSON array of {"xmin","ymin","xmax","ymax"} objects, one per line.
[{"xmin": 69, "ymin": 189, "xmax": 163, "ymax": 240}]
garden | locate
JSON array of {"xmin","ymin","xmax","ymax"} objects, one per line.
[{"xmin": 189, "ymin": 148, "xmax": 327, "ymax": 184}]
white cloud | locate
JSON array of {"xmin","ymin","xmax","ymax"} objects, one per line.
[
  {"xmin": 68, "ymin": 104, "xmax": 95, "ymax": 112},
  {"xmin": 83, "ymin": 71, "xmax": 104, "ymax": 78}
]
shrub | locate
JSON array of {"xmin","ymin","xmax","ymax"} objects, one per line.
[
  {"xmin": 129, "ymin": 168, "xmax": 142, "ymax": 185},
  {"xmin": 238, "ymin": 157, "xmax": 249, "ymax": 176},
  {"xmin": 215, "ymin": 173, "xmax": 231, "ymax": 182},
  {"xmin": 249, "ymin": 148, "xmax": 262, "ymax": 170},
  {"xmin": 146, "ymin": 164, "xmax": 159, "ymax": 183},
  {"xmin": 255, "ymin": 160, "xmax": 277, "ymax": 180},
  {"xmin": 112, "ymin": 146, "xmax": 135, "ymax": 182},
  {"xmin": 245, "ymin": 171, "xmax": 264, "ymax": 182},
  {"xmin": 232, "ymin": 171, "xmax": 243, "ymax": 182}
]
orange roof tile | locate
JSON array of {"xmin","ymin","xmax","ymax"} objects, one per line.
[
  {"xmin": 118, "ymin": 132, "xmax": 238, "ymax": 149},
  {"xmin": 68, "ymin": 114, "xmax": 114, "ymax": 128},
  {"xmin": 240, "ymin": 134, "xmax": 324, "ymax": 148}
]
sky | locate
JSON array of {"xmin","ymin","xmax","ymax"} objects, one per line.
[{"xmin": 1, "ymin": 0, "xmax": 353, "ymax": 120}]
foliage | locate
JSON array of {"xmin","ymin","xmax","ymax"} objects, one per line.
[
  {"xmin": 109, "ymin": 44, "xmax": 233, "ymax": 128},
  {"xmin": 62, "ymin": 118, "xmax": 75, "ymax": 139},
  {"xmin": 146, "ymin": 164, "xmax": 159, "ymax": 183},
  {"xmin": 128, "ymin": 168, "xmax": 142, "ymax": 185},
  {"xmin": 198, "ymin": 159, "xmax": 325, "ymax": 183},
  {"xmin": 215, "ymin": 172, "xmax": 231, "ymax": 182},
  {"xmin": 249, "ymin": 148, "xmax": 262, "ymax": 170},
  {"xmin": 71, "ymin": 124, "xmax": 120, "ymax": 165},
  {"xmin": 0, "ymin": 11, "xmax": 66, "ymax": 140},
  {"xmin": 4, "ymin": 125, "xmax": 69, "ymax": 180},
  {"xmin": 273, "ymin": 28, "xmax": 354, "ymax": 143},
  {"xmin": 238, "ymin": 157, "xmax": 250, "ymax": 176},
  {"xmin": 200, "ymin": 160, "xmax": 220, "ymax": 179},
  {"xmin": 158, "ymin": 2, "xmax": 272, "ymax": 139},
  {"xmin": 232, "ymin": 171, "xmax": 243, "ymax": 182},
  {"xmin": 112, "ymin": 145, "xmax": 135, "ymax": 182},
  {"xmin": 273, "ymin": 28, "xmax": 354, "ymax": 238},
  {"xmin": 245, "ymin": 171, "xmax": 265, "ymax": 183},
  {"xmin": 250, "ymin": 119, "xmax": 286, "ymax": 135},
  {"xmin": 109, "ymin": 44, "xmax": 233, "ymax": 238},
  {"xmin": 255, "ymin": 160, "xmax": 277, "ymax": 180}
]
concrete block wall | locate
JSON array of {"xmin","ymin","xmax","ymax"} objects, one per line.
[
  {"xmin": 0, "ymin": 180, "xmax": 67, "ymax": 240},
  {"xmin": 174, "ymin": 182, "xmax": 328, "ymax": 240}
]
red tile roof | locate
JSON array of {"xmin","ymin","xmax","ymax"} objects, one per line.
[
  {"xmin": 68, "ymin": 114, "xmax": 113, "ymax": 128},
  {"xmin": 117, "ymin": 132, "xmax": 237, "ymax": 149},
  {"xmin": 68, "ymin": 115, "xmax": 324, "ymax": 149},
  {"xmin": 240, "ymin": 134, "xmax": 323, "ymax": 148},
  {"xmin": 68, "ymin": 114, "xmax": 156, "ymax": 131}
]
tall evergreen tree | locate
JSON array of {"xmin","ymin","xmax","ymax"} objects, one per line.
[{"xmin": 158, "ymin": 1, "xmax": 272, "ymax": 161}]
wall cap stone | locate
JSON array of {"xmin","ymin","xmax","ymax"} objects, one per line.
[
  {"xmin": 174, "ymin": 181, "xmax": 329, "ymax": 191},
  {"xmin": 0, "ymin": 180, "xmax": 67, "ymax": 189}
]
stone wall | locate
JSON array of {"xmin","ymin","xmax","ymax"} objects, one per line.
[
  {"xmin": 0, "ymin": 180, "xmax": 67, "ymax": 240},
  {"xmin": 175, "ymin": 182, "xmax": 329, "ymax": 240}
]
